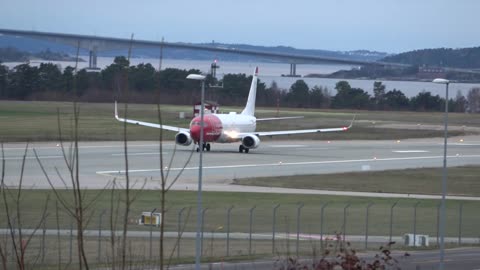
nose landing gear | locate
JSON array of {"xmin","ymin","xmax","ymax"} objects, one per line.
[{"xmin": 196, "ymin": 143, "xmax": 211, "ymax": 152}]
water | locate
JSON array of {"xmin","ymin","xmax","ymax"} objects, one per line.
[{"xmin": 4, "ymin": 57, "xmax": 480, "ymax": 98}]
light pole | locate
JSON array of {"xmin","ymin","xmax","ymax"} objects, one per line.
[
  {"xmin": 186, "ymin": 73, "xmax": 206, "ymax": 270},
  {"xmin": 433, "ymin": 78, "xmax": 449, "ymax": 270}
]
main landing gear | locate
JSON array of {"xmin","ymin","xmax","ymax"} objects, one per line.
[
  {"xmin": 238, "ymin": 145, "xmax": 249, "ymax": 153},
  {"xmin": 196, "ymin": 143, "xmax": 211, "ymax": 152}
]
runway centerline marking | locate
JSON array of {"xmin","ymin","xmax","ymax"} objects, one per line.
[
  {"xmin": 3, "ymin": 144, "xmax": 171, "ymax": 151},
  {"xmin": 393, "ymin": 150, "xmax": 429, "ymax": 153},
  {"xmin": 96, "ymin": 154, "xmax": 480, "ymax": 175},
  {"xmin": 450, "ymin": 143, "xmax": 480, "ymax": 146},
  {"xmin": 111, "ymin": 152, "xmax": 164, "ymax": 156},
  {"xmin": 3, "ymin": 155, "xmax": 63, "ymax": 160}
]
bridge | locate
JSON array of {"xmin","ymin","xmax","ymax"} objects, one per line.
[{"xmin": 0, "ymin": 28, "xmax": 409, "ymax": 76}]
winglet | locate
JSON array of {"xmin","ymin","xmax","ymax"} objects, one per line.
[
  {"xmin": 346, "ymin": 114, "xmax": 356, "ymax": 129},
  {"xmin": 340, "ymin": 114, "xmax": 356, "ymax": 131},
  {"xmin": 255, "ymin": 66, "xmax": 258, "ymax": 76},
  {"xmin": 114, "ymin": 101, "xmax": 119, "ymax": 120}
]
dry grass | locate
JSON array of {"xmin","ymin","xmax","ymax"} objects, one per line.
[
  {"xmin": 236, "ymin": 166, "xmax": 480, "ymax": 197},
  {"xmin": 0, "ymin": 100, "xmax": 477, "ymax": 142}
]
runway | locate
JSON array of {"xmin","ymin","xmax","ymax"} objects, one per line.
[{"xmin": 2, "ymin": 135, "xmax": 480, "ymax": 199}]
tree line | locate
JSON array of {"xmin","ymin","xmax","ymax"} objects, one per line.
[
  {"xmin": 382, "ymin": 47, "xmax": 480, "ymax": 69},
  {"xmin": 1, "ymin": 56, "xmax": 479, "ymax": 113}
]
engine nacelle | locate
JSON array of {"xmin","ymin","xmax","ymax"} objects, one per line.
[
  {"xmin": 241, "ymin": 135, "xmax": 260, "ymax": 149},
  {"xmin": 175, "ymin": 132, "xmax": 193, "ymax": 146}
]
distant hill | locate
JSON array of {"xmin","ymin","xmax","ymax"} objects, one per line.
[
  {"xmin": 381, "ymin": 47, "xmax": 480, "ymax": 68},
  {"xmin": 0, "ymin": 47, "xmax": 82, "ymax": 62},
  {"xmin": 0, "ymin": 35, "xmax": 388, "ymax": 62}
]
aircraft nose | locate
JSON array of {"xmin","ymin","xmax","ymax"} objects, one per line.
[{"xmin": 190, "ymin": 125, "xmax": 200, "ymax": 142}]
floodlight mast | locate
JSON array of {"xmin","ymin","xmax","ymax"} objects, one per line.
[
  {"xmin": 432, "ymin": 78, "xmax": 450, "ymax": 270},
  {"xmin": 186, "ymin": 73, "xmax": 206, "ymax": 270}
]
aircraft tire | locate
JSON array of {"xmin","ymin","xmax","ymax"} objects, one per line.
[
  {"xmin": 206, "ymin": 143, "xmax": 211, "ymax": 152},
  {"xmin": 239, "ymin": 145, "xmax": 244, "ymax": 153}
]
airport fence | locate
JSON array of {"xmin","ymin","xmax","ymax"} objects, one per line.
[{"xmin": 1, "ymin": 201, "xmax": 479, "ymax": 267}]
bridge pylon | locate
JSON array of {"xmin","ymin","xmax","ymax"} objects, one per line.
[
  {"xmin": 289, "ymin": 63, "xmax": 297, "ymax": 76},
  {"xmin": 88, "ymin": 48, "xmax": 98, "ymax": 70}
]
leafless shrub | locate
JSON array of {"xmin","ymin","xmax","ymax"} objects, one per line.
[
  {"xmin": 274, "ymin": 234, "xmax": 407, "ymax": 270},
  {"xmin": 1, "ymin": 144, "xmax": 51, "ymax": 270}
]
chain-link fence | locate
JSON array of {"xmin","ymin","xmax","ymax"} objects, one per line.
[{"xmin": 1, "ymin": 200, "xmax": 479, "ymax": 267}]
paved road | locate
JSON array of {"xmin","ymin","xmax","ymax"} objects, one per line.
[
  {"xmin": 2, "ymin": 229, "xmax": 479, "ymax": 269},
  {"xmin": 167, "ymin": 248, "xmax": 480, "ymax": 270},
  {"xmin": 2, "ymin": 229, "xmax": 477, "ymax": 245},
  {"xmin": 2, "ymin": 136, "xmax": 480, "ymax": 199}
]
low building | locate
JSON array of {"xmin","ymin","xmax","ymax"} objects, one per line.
[{"xmin": 417, "ymin": 66, "xmax": 446, "ymax": 79}]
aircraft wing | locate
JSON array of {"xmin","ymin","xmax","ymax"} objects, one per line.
[
  {"xmin": 253, "ymin": 126, "xmax": 348, "ymax": 137},
  {"xmin": 256, "ymin": 116, "xmax": 304, "ymax": 121},
  {"xmin": 247, "ymin": 115, "xmax": 355, "ymax": 137},
  {"xmin": 115, "ymin": 102, "xmax": 189, "ymax": 133}
]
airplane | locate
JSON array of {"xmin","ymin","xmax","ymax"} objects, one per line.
[{"xmin": 115, "ymin": 67, "xmax": 354, "ymax": 153}]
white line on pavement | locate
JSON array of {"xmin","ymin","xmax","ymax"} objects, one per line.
[{"xmin": 96, "ymin": 154, "xmax": 480, "ymax": 175}]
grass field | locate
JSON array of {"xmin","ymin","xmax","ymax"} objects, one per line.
[
  {"xmin": 2, "ymin": 168, "xmax": 479, "ymax": 267},
  {"xmin": 1, "ymin": 187, "xmax": 479, "ymax": 239},
  {"xmin": 236, "ymin": 166, "xmax": 480, "ymax": 197},
  {"xmin": 0, "ymin": 100, "xmax": 477, "ymax": 142}
]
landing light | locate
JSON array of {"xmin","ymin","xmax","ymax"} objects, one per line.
[
  {"xmin": 342, "ymin": 127, "xmax": 348, "ymax": 131},
  {"xmin": 224, "ymin": 130, "xmax": 239, "ymax": 138}
]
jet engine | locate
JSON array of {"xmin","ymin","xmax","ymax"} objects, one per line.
[
  {"xmin": 241, "ymin": 135, "xmax": 260, "ymax": 149},
  {"xmin": 175, "ymin": 132, "xmax": 193, "ymax": 146}
]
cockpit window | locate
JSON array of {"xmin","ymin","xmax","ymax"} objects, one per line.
[{"xmin": 190, "ymin": 121, "xmax": 208, "ymax": 127}]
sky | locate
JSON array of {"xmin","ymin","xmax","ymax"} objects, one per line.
[{"xmin": 1, "ymin": 0, "xmax": 479, "ymax": 53}]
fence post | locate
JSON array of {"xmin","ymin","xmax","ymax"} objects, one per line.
[
  {"xmin": 69, "ymin": 219, "xmax": 73, "ymax": 264},
  {"xmin": 458, "ymin": 203, "xmax": 463, "ymax": 245},
  {"xmin": 249, "ymin": 205, "xmax": 257, "ymax": 256},
  {"xmin": 413, "ymin": 201, "xmax": 420, "ymax": 247},
  {"xmin": 149, "ymin": 208, "xmax": 157, "ymax": 261},
  {"xmin": 365, "ymin": 203, "xmax": 374, "ymax": 249},
  {"xmin": 177, "ymin": 207, "xmax": 186, "ymax": 259},
  {"xmin": 437, "ymin": 202, "xmax": 441, "ymax": 246},
  {"xmin": 389, "ymin": 201, "xmax": 398, "ymax": 243},
  {"xmin": 200, "ymin": 208, "xmax": 208, "ymax": 257},
  {"xmin": 42, "ymin": 215, "xmax": 47, "ymax": 264},
  {"xmin": 320, "ymin": 202, "xmax": 329, "ymax": 251},
  {"xmin": 11, "ymin": 218, "xmax": 16, "ymax": 262},
  {"xmin": 342, "ymin": 203, "xmax": 351, "ymax": 241},
  {"xmin": 98, "ymin": 209, "xmax": 106, "ymax": 263},
  {"xmin": 272, "ymin": 204, "xmax": 280, "ymax": 254},
  {"xmin": 296, "ymin": 203, "xmax": 304, "ymax": 257},
  {"xmin": 226, "ymin": 205, "xmax": 234, "ymax": 257}
]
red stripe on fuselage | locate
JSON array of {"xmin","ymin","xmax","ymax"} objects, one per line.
[{"xmin": 190, "ymin": 114, "xmax": 223, "ymax": 143}]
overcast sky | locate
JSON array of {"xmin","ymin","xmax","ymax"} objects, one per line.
[{"xmin": 1, "ymin": 0, "xmax": 479, "ymax": 53}]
